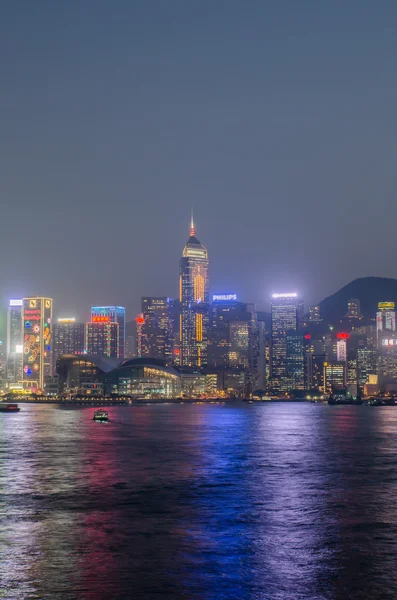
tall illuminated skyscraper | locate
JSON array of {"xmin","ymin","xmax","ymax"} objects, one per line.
[
  {"xmin": 22, "ymin": 297, "xmax": 53, "ymax": 390},
  {"xmin": 52, "ymin": 318, "xmax": 85, "ymax": 372},
  {"xmin": 141, "ymin": 297, "xmax": 173, "ymax": 362},
  {"xmin": 6, "ymin": 299, "xmax": 23, "ymax": 384},
  {"xmin": 270, "ymin": 293, "xmax": 303, "ymax": 392},
  {"xmin": 85, "ymin": 322, "xmax": 119, "ymax": 358},
  {"xmin": 90, "ymin": 306, "xmax": 126, "ymax": 359},
  {"xmin": 180, "ymin": 214, "xmax": 209, "ymax": 368}
]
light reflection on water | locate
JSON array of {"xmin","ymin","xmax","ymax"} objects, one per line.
[{"xmin": 1, "ymin": 403, "xmax": 397, "ymax": 599}]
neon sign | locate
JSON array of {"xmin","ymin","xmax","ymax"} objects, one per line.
[
  {"xmin": 336, "ymin": 332, "xmax": 349, "ymax": 339},
  {"xmin": 212, "ymin": 294, "xmax": 237, "ymax": 301},
  {"xmin": 92, "ymin": 316, "xmax": 110, "ymax": 323},
  {"xmin": 272, "ymin": 293, "xmax": 298, "ymax": 298}
]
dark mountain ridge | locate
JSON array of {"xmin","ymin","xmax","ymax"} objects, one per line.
[{"xmin": 318, "ymin": 277, "xmax": 397, "ymax": 325}]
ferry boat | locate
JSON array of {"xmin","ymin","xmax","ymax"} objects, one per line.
[
  {"xmin": 93, "ymin": 410, "xmax": 108, "ymax": 422},
  {"xmin": 0, "ymin": 403, "xmax": 20, "ymax": 412}
]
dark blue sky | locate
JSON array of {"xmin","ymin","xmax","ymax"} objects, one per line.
[{"xmin": 1, "ymin": 1, "xmax": 396, "ymax": 321}]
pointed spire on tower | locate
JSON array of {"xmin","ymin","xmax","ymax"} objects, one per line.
[{"xmin": 190, "ymin": 207, "xmax": 195, "ymax": 237}]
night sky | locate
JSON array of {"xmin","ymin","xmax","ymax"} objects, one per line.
[{"xmin": 1, "ymin": 1, "xmax": 396, "ymax": 323}]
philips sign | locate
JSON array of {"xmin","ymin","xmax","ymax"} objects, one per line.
[{"xmin": 212, "ymin": 294, "xmax": 237, "ymax": 302}]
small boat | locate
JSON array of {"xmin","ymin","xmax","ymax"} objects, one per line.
[
  {"xmin": 93, "ymin": 409, "xmax": 108, "ymax": 422},
  {"xmin": 0, "ymin": 403, "xmax": 20, "ymax": 412}
]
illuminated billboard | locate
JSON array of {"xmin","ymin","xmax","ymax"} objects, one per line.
[
  {"xmin": 378, "ymin": 302, "xmax": 395, "ymax": 311},
  {"xmin": 272, "ymin": 293, "xmax": 298, "ymax": 299},
  {"xmin": 212, "ymin": 294, "xmax": 237, "ymax": 302},
  {"xmin": 23, "ymin": 297, "xmax": 52, "ymax": 390}
]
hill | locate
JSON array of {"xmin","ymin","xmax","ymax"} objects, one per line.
[{"xmin": 318, "ymin": 277, "xmax": 397, "ymax": 325}]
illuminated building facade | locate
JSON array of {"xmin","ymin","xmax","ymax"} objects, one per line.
[
  {"xmin": 376, "ymin": 302, "xmax": 396, "ymax": 342},
  {"xmin": 323, "ymin": 361, "xmax": 346, "ymax": 392},
  {"xmin": 286, "ymin": 331, "xmax": 305, "ymax": 390},
  {"xmin": 135, "ymin": 314, "xmax": 144, "ymax": 358},
  {"xmin": 22, "ymin": 297, "xmax": 53, "ymax": 390},
  {"xmin": 180, "ymin": 216, "xmax": 209, "ymax": 368},
  {"xmin": 270, "ymin": 293, "xmax": 304, "ymax": 392},
  {"xmin": 52, "ymin": 318, "xmax": 85, "ymax": 372},
  {"xmin": 307, "ymin": 353, "xmax": 325, "ymax": 390},
  {"xmin": 346, "ymin": 298, "xmax": 361, "ymax": 319},
  {"xmin": 357, "ymin": 348, "xmax": 377, "ymax": 387},
  {"xmin": 85, "ymin": 322, "xmax": 119, "ymax": 358},
  {"xmin": 90, "ymin": 306, "xmax": 126, "ymax": 359},
  {"xmin": 6, "ymin": 299, "xmax": 23, "ymax": 384},
  {"xmin": 308, "ymin": 305, "xmax": 321, "ymax": 322},
  {"xmin": 141, "ymin": 297, "xmax": 173, "ymax": 363}
]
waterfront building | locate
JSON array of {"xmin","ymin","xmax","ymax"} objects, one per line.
[
  {"xmin": 135, "ymin": 314, "xmax": 144, "ymax": 358},
  {"xmin": 323, "ymin": 361, "xmax": 346, "ymax": 392},
  {"xmin": 286, "ymin": 330, "xmax": 305, "ymax": 390},
  {"xmin": 141, "ymin": 297, "xmax": 173, "ymax": 363},
  {"xmin": 6, "ymin": 299, "xmax": 23, "ymax": 384},
  {"xmin": 85, "ymin": 322, "xmax": 119, "ymax": 358},
  {"xmin": 307, "ymin": 353, "xmax": 326, "ymax": 390},
  {"xmin": 180, "ymin": 215, "xmax": 209, "ymax": 368},
  {"xmin": 52, "ymin": 318, "xmax": 85, "ymax": 372},
  {"xmin": 22, "ymin": 297, "xmax": 53, "ymax": 390},
  {"xmin": 90, "ymin": 306, "xmax": 126, "ymax": 359},
  {"xmin": 270, "ymin": 293, "xmax": 304, "ymax": 392},
  {"xmin": 357, "ymin": 348, "xmax": 377, "ymax": 387},
  {"xmin": 57, "ymin": 355, "xmax": 180, "ymax": 398}
]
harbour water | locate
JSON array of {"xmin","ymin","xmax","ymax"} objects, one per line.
[{"xmin": 2, "ymin": 402, "xmax": 397, "ymax": 599}]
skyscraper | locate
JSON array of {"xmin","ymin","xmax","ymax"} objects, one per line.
[
  {"xmin": 52, "ymin": 318, "xmax": 85, "ymax": 372},
  {"xmin": 376, "ymin": 302, "xmax": 396, "ymax": 340},
  {"xmin": 90, "ymin": 306, "xmax": 126, "ymax": 359},
  {"xmin": 270, "ymin": 293, "xmax": 303, "ymax": 392},
  {"xmin": 180, "ymin": 215, "xmax": 209, "ymax": 368},
  {"xmin": 85, "ymin": 322, "xmax": 119, "ymax": 358},
  {"xmin": 22, "ymin": 297, "xmax": 53, "ymax": 390},
  {"xmin": 6, "ymin": 299, "xmax": 23, "ymax": 384},
  {"xmin": 141, "ymin": 297, "xmax": 173, "ymax": 362},
  {"xmin": 346, "ymin": 298, "xmax": 361, "ymax": 320}
]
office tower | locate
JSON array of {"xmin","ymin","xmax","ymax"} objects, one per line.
[
  {"xmin": 141, "ymin": 297, "xmax": 173, "ymax": 362},
  {"xmin": 376, "ymin": 302, "xmax": 396, "ymax": 341},
  {"xmin": 135, "ymin": 314, "xmax": 144, "ymax": 358},
  {"xmin": 180, "ymin": 215, "xmax": 209, "ymax": 368},
  {"xmin": 22, "ymin": 297, "xmax": 53, "ymax": 390},
  {"xmin": 90, "ymin": 306, "xmax": 126, "ymax": 359},
  {"xmin": 52, "ymin": 318, "xmax": 85, "ymax": 372},
  {"xmin": 85, "ymin": 322, "xmax": 119, "ymax": 358},
  {"xmin": 307, "ymin": 353, "xmax": 326, "ymax": 390},
  {"xmin": 336, "ymin": 339, "xmax": 347, "ymax": 362},
  {"xmin": 6, "ymin": 299, "xmax": 23, "ymax": 384},
  {"xmin": 286, "ymin": 331, "xmax": 305, "ymax": 389},
  {"xmin": 208, "ymin": 296, "xmax": 258, "ymax": 373},
  {"xmin": 270, "ymin": 293, "xmax": 304, "ymax": 392},
  {"xmin": 323, "ymin": 361, "xmax": 346, "ymax": 392},
  {"xmin": 357, "ymin": 348, "xmax": 377, "ymax": 387},
  {"xmin": 308, "ymin": 305, "xmax": 321, "ymax": 322},
  {"xmin": 346, "ymin": 298, "xmax": 361, "ymax": 319}
]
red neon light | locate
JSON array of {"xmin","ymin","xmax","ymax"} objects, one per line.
[
  {"xmin": 304, "ymin": 334, "xmax": 311, "ymax": 339},
  {"xmin": 92, "ymin": 316, "xmax": 109, "ymax": 323},
  {"xmin": 337, "ymin": 332, "xmax": 349, "ymax": 339},
  {"xmin": 136, "ymin": 316, "xmax": 144, "ymax": 324},
  {"xmin": 174, "ymin": 348, "xmax": 180, "ymax": 355}
]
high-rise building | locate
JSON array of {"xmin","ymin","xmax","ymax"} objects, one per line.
[
  {"xmin": 286, "ymin": 331, "xmax": 305, "ymax": 390},
  {"xmin": 376, "ymin": 302, "xmax": 396, "ymax": 341},
  {"xmin": 346, "ymin": 298, "xmax": 361, "ymax": 319},
  {"xmin": 52, "ymin": 318, "xmax": 85, "ymax": 372},
  {"xmin": 270, "ymin": 293, "xmax": 304, "ymax": 392},
  {"xmin": 22, "ymin": 297, "xmax": 53, "ymax": 390},
  {"xmin": 6, "ymin": 299, "xmax": 23, "ymax": 384},
  {"xmin": 323, "ymin": 361, "xmax": 346, "ymax": 392},
  {"xmin": 180, "ymin": 215, "xmax": 209, "ymax": 368},
  {"xmin": 307, "ymin": 353, "xmax": 326, "ymax": 390},
  {"xmin": 90, "ymin": 306, "xmax": 126, "ymax": 359},
  {"xmin": 135, "ymin": 314, "xmax": 144, "ymax": 358},
  {"xmin": 308, "ymin": 305, "xmax": 321, "ymax": 322},
  {"xmin": 357, "ymin": 348, "xmax": 377, "ymax": 387},
  {"xmin": 85, "ymin": 322, "xmax": 119, "ymax": 358},
  {"xmin": 141, "ymin": 297, "xmax": 173, "ymax": 362}
]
